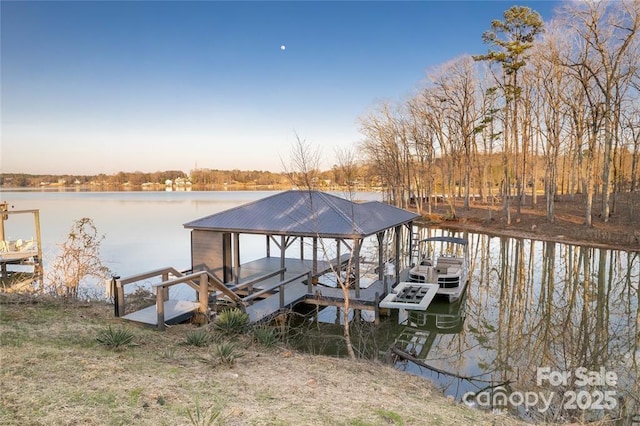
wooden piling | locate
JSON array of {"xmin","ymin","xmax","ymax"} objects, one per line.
[{"xmin": 156, "ymin": 290, "xmax": 166, "ymax": 331}]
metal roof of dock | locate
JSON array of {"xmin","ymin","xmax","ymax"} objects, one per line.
[{"xmin": 183, "ymin": 190, "xmax": 420, "ymax": 238}]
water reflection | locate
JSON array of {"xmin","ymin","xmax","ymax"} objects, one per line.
[
  {"xmin": 403, "ymin": 235, "xmax": 639, "ymax": 422},
  {"xmin": 303, "ymin": 233, "xmax": 639, "ymax": 423}
]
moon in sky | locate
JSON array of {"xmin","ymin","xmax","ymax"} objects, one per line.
[{"xmin": 280, "ymin": 45, "xmax": 286, "ymax": 51}]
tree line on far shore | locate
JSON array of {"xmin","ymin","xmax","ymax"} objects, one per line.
[{"xmin": 0, "ymin": 167, "xmax": 372, "ymax": 190}]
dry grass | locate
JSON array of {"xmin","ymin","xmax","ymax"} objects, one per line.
[{"xmin": 0, "ymin": 294, "xmax": 526, "ymax": 425}]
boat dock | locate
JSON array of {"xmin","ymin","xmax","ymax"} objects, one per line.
[
  {"xmin": 115, "ymin": 254, "xmax": 376, "ymax": 329},
  {"xmin": 114, "ymin": 190, "xmax": 422, "ymax": 330},
  {"xmin": 0, "ymin": 203, "xmax": 43, "ymax": 291}
]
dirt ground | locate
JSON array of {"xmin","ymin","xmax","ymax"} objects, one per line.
[
  {"xmin": 0, "ymin": 295, "xmax": 528, "ymax": 426},
  {"xmin": 418, "ymin": 192, "xmax": 640, "ymax": 252}
]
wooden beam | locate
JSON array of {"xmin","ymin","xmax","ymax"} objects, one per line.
[
  {"xmin": 198, "ymin": 272, "xmax": 208, "ymax": 318},
  {"xmin": 280, "ymin": 235, "xmax": 286, "ymax": 281},
  {"xmin": 312, "ymin": 237, "xmax": 318, "ymax": 277},
  {"xmin": 156, "ymin": 291, "xmax": 166, "ymax": 331},
  {"xmin": 266, "ymin": 234, "xmax": 270, "ymax": 257},
  {"xmin": 115, "ymin": 278, "xmax": 125, "ymax": 317},
  {"xmin": 243, "ymin": 271, "xmax": 310, "ymax": 304},
  {"xmin": 234, "ymin": 233, "xmax": 240, "ymax": 284},
  {"xmin": 226, "ymin": 268, "xmax": 286, "ymax": 293},
  {"xmin": 303, "ymin": 297, "xmax": 375, "ymax": 311},
  {"xmin": 354, "ymin": 238, "xmax": 361, "ymax": 298}
]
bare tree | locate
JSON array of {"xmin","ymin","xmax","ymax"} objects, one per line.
[
  {"xmin": 360, "ymin": 102, "xmax": 411, "ymax": 208},
  {"xmin": 530, "ymin": 20, "xmax": 571, "ymax": 222},
  {"xmin": 406, "ymin": 95, "xmax": 436, "ymax": 215},
  {"xmin": 475, "ymin": 70, "xmax": 503, "ymax": 213},
  {"xmin": 622, "ymin": 98, "xmax": 640, "ymax": 193},
  {"xmin": 417, "ymin": 84, "xmax": 459, "ymax": 217},
  {"xmin": 334, "ymin": 147, "xmax": 360, "ymax": 197},
  {"xmin": 283, "ymin": 133, "xmax": 322, "ymax": 190},
  {"xmin": 46, "ymin": 218, "xmax": 111, "ymax": 298},
  {"xmin": 560, "ymin": 0, "xmax": 640, "ymax": 221},
  {"xmin": 285, "ymin": 139, "xmax": 358, "ymax": 359},
  {"xmin": 435, "ymin": 56, "xmax": 482, "ymax": 211}
]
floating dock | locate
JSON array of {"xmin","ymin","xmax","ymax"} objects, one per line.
[{"xmin": 379, "ymin": 282, "xmax": 439, "ymax": 311}]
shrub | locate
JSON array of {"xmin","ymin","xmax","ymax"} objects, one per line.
[
  {"xmin": 253, "ymin": 325, "xmax": 280, "ymax": 347},
  {"xmin": 186, "ymin": 399, "xmax": 222, "ymax": 426},
  {"xmin": 211, "ymin": 342, "xmax": 238, "ymax": 367},
  {"xmin": 185, "ymin": 329, "xmax": 211, "ymax": 347},
  {"xmin": 46, "ymin": 218, "xmax": 110, "ymax": 299},
  {"xmin": 96, "ymin": 325, "xmax": 134, "ymax": 350},
  {"xmin": 213, "ymin": 308, "xmax": 249, "ymax": 335}
]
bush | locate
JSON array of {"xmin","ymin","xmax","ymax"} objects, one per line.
[
  {"xmin": 213, "ymin": 308, "xmax": 249, "ymax": 335},
  {"xmin": 46, "ymin": 218, "xmax": 110, "ymax": 299},
  {"xmin": 186, "ymin": 399, "xmax": 222, "ymax": 425},
  {"xmin": 253, "ymin": 325, "xmax": 280, "ymax": 347},
  {"xmin": 211, "ymin": 342, "xmax": 239, "ymax": 367},
  {"xmin": 185, "ymin": 329, "xmax": 211, "ymax": 347},
  {"xmin": 96, "ymin": 325, "xmax": 134, "ymax": 350}
]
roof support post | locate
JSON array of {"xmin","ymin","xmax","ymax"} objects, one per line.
[
  {"xmin": 377, "ymin": 232, "xmax": 386, "ymax": 294},
  {"xmin": 280, "ymin": 235, "xmax": 286, "ymax": 281},
  {"xmin": 233, "ymin": 233, "xmax": 240, "ymax": 284},
  {"xmin": 408, "ymin": 222, "xmax": 415, "ymax": 264},
  {"xmin": 266, "ymin": 234, "xmax": 270, "ymax": 258},
  {"xmin": 394, "ymin": 225, "xmax": 402, "ymax": 285},
  {"xmin": 377, "ymin": 232, "xmax": 384, "ymax": 281},
  {"xmin": 312, "ymin": 237, "xmax": 318, "ymax": 278},
  {"xmin": 34, "ymin": 210, "xmax": 43, "ymax": 279},
  {"xmin": 354, "ymin": 238, "xmax": 361, "ymax": 298}
]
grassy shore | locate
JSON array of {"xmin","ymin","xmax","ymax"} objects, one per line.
[{"xmin": 0, "ymin": 294, "xmax": 527, "ymax": 426}]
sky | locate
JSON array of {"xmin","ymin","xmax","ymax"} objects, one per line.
[{"xmin": 1, "ymin": 0, "xmax": 561, "ymax": 175}]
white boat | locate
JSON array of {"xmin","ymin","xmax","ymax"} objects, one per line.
[{"xmin": 408, "ymin": 236, "xmax": 469, "ymax": 303}]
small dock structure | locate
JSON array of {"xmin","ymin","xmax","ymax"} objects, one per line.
[
  {"xmin": 115, "ymin": 190, "xmax": 421, "ymax": 329},
  {"xmin": 0, "ymin": 202, "xmax": 43, "ymax": 291},
  {"xmin": 379, "ymin": 282, "xmax": 439, "ymax": 311}
]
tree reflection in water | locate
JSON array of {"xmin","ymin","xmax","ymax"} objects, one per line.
[{"xmin": 393, "ymin": 232, "xmax": 638, "ymax": 423}]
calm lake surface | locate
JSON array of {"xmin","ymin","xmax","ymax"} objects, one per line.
[{"xmin": 2, "ymin": 189, "xmax": 638, "ymax": 422}]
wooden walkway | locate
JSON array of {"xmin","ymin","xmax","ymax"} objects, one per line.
[
  {"xmin": 122, "ymin": 300, "xmax": 200, "ymax": 326},
  {"xmin": 231, "ymin": 255, "xmax": 354, "ymax": 322},
  {"xmin": 117, "ymin": 254, "xmax": 356, "ymax": 328}
]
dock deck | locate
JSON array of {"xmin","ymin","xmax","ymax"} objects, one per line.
[
  {"xmin": 118, "ymin": 254, "xmax": 364, "ymax": 327},
  {"xmin": 234, "ymin": 256, "xmax": 389, "ymax": 320},
  {"xmin": 122, "ymin": 300, "xmax": 201, "ymax": 326}
]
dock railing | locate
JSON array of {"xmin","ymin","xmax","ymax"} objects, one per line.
[
  {"xmin": 152, "ymin": 271, "xmax": 209, "ymax": 331},
  {"xmin": 115, "ymin": 267, "xmax": 244, "ymax": 330},
  {"xmin": 115, "ymin": 266, "xmax": 310, "ymax": 329},
  {"xmin": 227, "ymin": 268, "xmax": 286, "ymax": 296},
  {"xmin": 243, "ymin": 271, "xmax": 311, "ymax": 309}
]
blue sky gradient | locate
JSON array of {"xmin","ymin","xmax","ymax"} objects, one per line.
[{"xmin": 2, "ymin": 1, "xmax": 560, "ymax": 175}]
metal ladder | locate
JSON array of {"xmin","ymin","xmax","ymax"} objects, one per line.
[{"xmin": 410, "ymin": 228, "xmax": 421, "ymax": 265}]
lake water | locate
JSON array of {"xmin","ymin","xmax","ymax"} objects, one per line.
[
  {"xmin": 2, "ymin": 189, "xmax": 638, "ymax": 422},
  {"xmin": 1, "ymin": 189, "xmax": 381, "ymax": 280}
]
